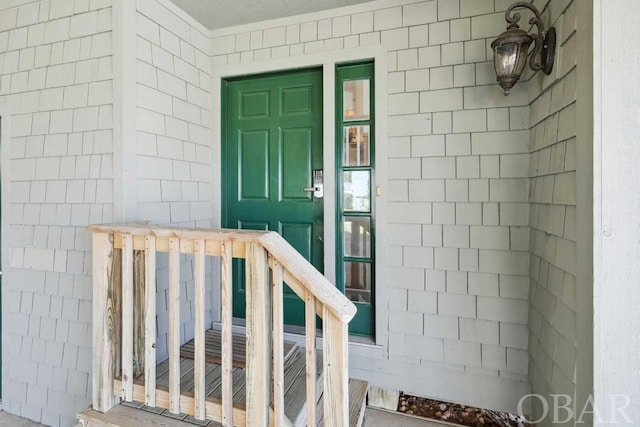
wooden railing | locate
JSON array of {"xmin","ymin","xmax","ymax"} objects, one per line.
[{"xmin": 89, "ymin": 223, "xmax": 357, "ymax": 426}]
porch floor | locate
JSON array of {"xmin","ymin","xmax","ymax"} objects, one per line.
[
  {"xmin": 80, "ymin": 329, "xmax": 369, "ymax": 426},
  {"xmin": 0, "ymin": 411, "xmax": 46, "ymax": 427},
  {"xmin": 77, "ymin": 405, "xmax": 445, "ymax": 427},
  {"xmin": 121, "ymin": 329, "xmax": 307, "ymax": 425}
]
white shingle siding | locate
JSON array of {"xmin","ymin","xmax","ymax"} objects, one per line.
[
  {"xmin": 135, "ymin": 0, "xmax": 213, "ymax": 363},
  {"xmin": 527, "ymin": 1, "xmax": 578, "ymax": 425},
  {"xmin": 0, "ymin": 1, "xmax": 113, "ymax": 425},
  {"xmin": 0, "ymin": 0, "xmax": 584, "ymax": 423},
  {"xmin": 137, "ymin": 1, "xmax": 210, "ymax": 231},
  {"xmin": 0, "ymin": 0, "xmax": 213, "ymax": 424},
  {"xmin": 208, "ymin": 0, "xmax": 533, "ymax": 413}
]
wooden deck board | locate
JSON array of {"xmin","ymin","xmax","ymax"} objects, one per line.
[
  {"xmin": 348, "ymin": 379, "xmax": 369, "ymax": 427},
  {"xmin": 285, "ymin": 350, "xmax": 324, "ymax": 427},
  {"xmin": 157, "ymin": 358, "xmax": 193, "ymax": 388},
  {"xmin": 86, "ymin": 329, "xmax": 366, "ymax": 427},
  {"xmin": 180, "ymin": 329, "xmax": 297, "ymax": 369},
  {"xmin": 78, "ymin": 404, "xmax": 223, "ymax": 427},
  {"xmin": 316, "ymin": 379, "xmax": 368, "ymax": 427},
  {"xmin": 156, "ymin": 329, "xmax": 304, "ymax": 425}
]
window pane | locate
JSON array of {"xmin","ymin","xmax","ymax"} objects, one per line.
[
  {"xmin": 344, "ymin": 217, "xmax": 371, "ymax": 258},
  {"xmin": 345, "ymin": 262, "xmax": 371, "ymax": 303},
  {"xmin": 343, "ymin": 79, "xmax": 370, "ymax": 121},
  {"xmin": 343, "ymin": 125, "xmax": 370, "ymax": 166},
  {"xmin": 343, "ymin": 170, "xmax": 370, "ymax": 212}
]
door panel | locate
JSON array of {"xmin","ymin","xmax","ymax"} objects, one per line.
[
  {"xmin": 281, "ymin": 128, "xmax": 312, "ymax": 200},
  {"xmin": 233, "ymin": 221, "xmax": 269, "ymax": 296},
  {"xmin": 279, "ymin": 222, "xmax": 313, "ymax": 260},
  {"xmin": 224, "ymin": 69, "xmax": 323, "ymax": 327},
  {"xmin": 281, "ymin": 86, "xmax": 312, "ymax": 113},
  {"xmin": 239, "ymin": 130, "xmax": 269, "ymax": 200},
  {"xmin": 241, "ymin": 91, "xmax": 270, "ymax": 117},
  {"xmin": 279, "ymin": 222, "xmax": 314, "ymax": 308}
]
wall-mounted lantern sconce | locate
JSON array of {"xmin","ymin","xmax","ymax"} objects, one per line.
[{"xmin": 491, "ymin": 2, "xmax": 556, "ymax": 95}]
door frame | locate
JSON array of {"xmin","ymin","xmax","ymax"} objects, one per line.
[{"xmin": 210, "ymin": 45, "xmax": 389, "ymax": 345}]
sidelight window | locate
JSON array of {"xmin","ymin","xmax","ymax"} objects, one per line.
[{"xmin": 336, "ymin": 62, "xmax": 375, "ymax": 336}]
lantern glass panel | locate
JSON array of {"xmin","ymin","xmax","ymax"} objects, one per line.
[{"xmin": 494, "ymin": 39, "xmax": 530, "ymax": 78}]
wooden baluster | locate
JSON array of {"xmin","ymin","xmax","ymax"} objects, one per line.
[
  {"xmin": 305, "ymin": 290, "xmax": 317, "ymax": 427},
  {"xmin": 245, "ymin": 243, "xmax": 271, "ymax": 427},
  {"xmin": 323, "ymin": 308, "xmax": 349, "ymax": 427},
  {"xmin": 92, "ymin": 232, "xmax": 119, "ymax": 412},
  {"xmin": 133, "ymin": 250, "xmax": 145, "ymax": 382},
  {"xmin": 194, "ymin": 239, "xmax": 206, "ymax": 420},
  {"xmin": 121, "ymin": 234, "xmax": 134, "ymax": 402},
  {"xmin": 144, "ymin": 236, "xmax": 157, "ymax": 407},
  {"xmin": 221, "ymin": 240, "xmax": 234, "ymax": 427},
  {"xmin": 272, "ymin": 260, "xmax": 285, "ymax": 426},
  {"xmin": 168, "ymin": 237, "xmax": 181, "ymax": 414},
  {"xmin": 112, "ymin": 248, "xmax": 123, "ymax": 390}
]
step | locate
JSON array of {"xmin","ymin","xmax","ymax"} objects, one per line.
[
  {"xmin": 315, "ymin": 379, "xmax": 369, "ymax": 427},
  {"xmin": 78, "ymin": 346, "xmax": 318, "ymax": 427},
  {"xmin": 348, "ymin": 379, "xmax": 369, "ymax": 427},
  {"xmin": 77, "ymin": 404, "xmax": 222, "ymax": 427},
  {"xmin": 80, "ymin": 377, "xmax": 367, "ymax": 427},
  {"xmin": 80, "ymin": 329, "xmax": 364, "ymax": 427},
  {"xmin": 284, "ymin": 348, "xmax": 324, "ymax": 427}
]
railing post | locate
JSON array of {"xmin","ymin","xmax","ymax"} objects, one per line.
[
  {"xmin": 133, "ymin": 249, "xmax": 146, "ymax": 380},
  {"xmin": 272, "ymin": 259, "xmax": 285, "ymax": 426},
  {"xmin": 305, "ymin": 291, "xmax": 317, "ymax": 427},
  {"xmin": 144, "ymin": 236, "xmax": 157, "ymax": 406},
  {"xmin": 221, "ymin": 240, "xmax": 234, "ymax": 427},
  {"xmin": 168, "ymin": 237, "xmax": 182, "ymax": 414},
  {"xmin": 92, "ymin": 232, "xmax": 120, "ymax": 412},
  {"xmin": 323, "ymin": 307, "xmax": 349, "ymax": 427},
  {"xmin": 193, "ymin": 239, "xmax": 206, "ymax": 420},
  {"xmin": 245, "ymin": 243, "xmax": 271, "ymax": 427},
  {"xmin": 121, "ymin": 234, "xmax": 134, "ymax": 401}
]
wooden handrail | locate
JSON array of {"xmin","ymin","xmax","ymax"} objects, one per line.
[
  {"xmin": 258, "ymin": 232, "xmax": 357, "ymax": 323},
  {"xmin": 87, "ymin": 223, "xmax": 357, "ymax": 323},
  {"xmin": 89, "ymin": 223, "xmax": 357, "ymax": 427}
]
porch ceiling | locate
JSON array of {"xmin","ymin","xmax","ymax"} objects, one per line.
[{"xmin": 169, "ymin": 0, "xmax": 374, "ymax": 30}]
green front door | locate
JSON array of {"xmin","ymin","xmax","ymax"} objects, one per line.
[{"xmin": 223, "ymin": 69, "xmax": 323, "ymax": 327}]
